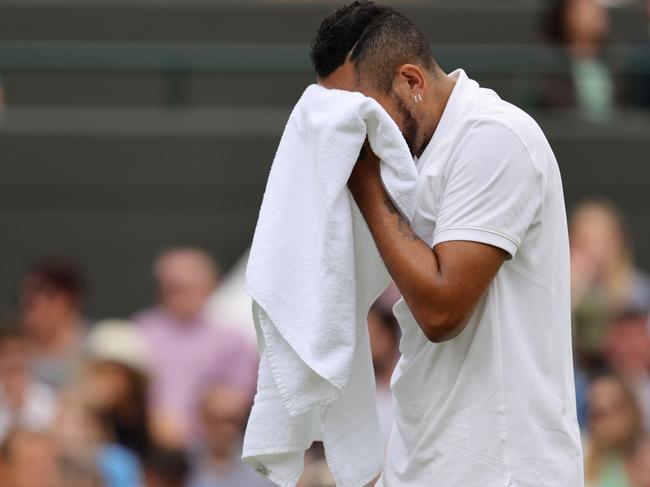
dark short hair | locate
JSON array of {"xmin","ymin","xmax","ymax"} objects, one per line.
[
  {"xmin": 23, "ymin": 256, "xmax": 85, "ymax": 305},
  {"xmin": 311, "ymin": 1, "xmax": 437, "ymax": 92}
]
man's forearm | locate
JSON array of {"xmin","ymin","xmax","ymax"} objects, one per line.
[
  {"xmin": 348, "ymin": 162, "xmax": 456, "ymax": 341},
  {"xmin": 347, "ymin": 151, "xmax": 507, "ymax": 341}
]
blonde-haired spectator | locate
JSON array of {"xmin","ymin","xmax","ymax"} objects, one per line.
[{"xmin": 570, "ymin": 199, "xmax": 650, "ymax": 373}]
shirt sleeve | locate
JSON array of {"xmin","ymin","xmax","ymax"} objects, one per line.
[{"xmin": 432, "ymin": 119, "xmax": 542, "ymax": 258}]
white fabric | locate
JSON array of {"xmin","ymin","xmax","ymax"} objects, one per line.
[
  {"xmin": 378, "ymin": 70, "xmax": 584, "ymax": 487},
  {"xmin": 0, "ymin": 381, "xmax": 58, "ymax": 442},
  {"xmin": 242, "ymin": 84, "xmax": 418, "ymax": 487},
  {"xmin": 206, "ymin": 250, "xmax": 257, "ymax": 344}
]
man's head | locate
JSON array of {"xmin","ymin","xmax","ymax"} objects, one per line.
[
  {"xmin": 18, "ymin": 256, "xmax": 85, "ymax": 341},
  {"xmin": 605, "ymin": 312, "xmax": 650, "ymax": 380},
  {"xmin": 198, "ymin": 385, "xmax": 250, "ymax": 459},
  {"xmin": 153, "ymin": 247, "xmax": 219, "ymax": 321},
  {"xmin": 311, "ymin": 1, "xmax": 447, "ymax": 156}
]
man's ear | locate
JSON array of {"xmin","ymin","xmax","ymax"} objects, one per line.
[{"xmin": 394, "ymin": 64, "xmax": 426, "ymax": 100}]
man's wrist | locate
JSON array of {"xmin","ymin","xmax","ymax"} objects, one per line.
[{"xmin": 348, "ymin": 166, "xmax": 384, "ymax": 212}]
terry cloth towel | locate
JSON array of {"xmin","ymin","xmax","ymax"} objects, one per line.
[{"xmin": 242, "ymin": 84, "xmax": 418, "ymax": 487}]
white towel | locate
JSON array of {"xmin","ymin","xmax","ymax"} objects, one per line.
[{"xmin": 242, "ymin": 84, "xmax": 418, "ymax": 487}]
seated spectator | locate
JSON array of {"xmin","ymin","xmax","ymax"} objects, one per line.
[
  {"xmin": 144, "ymin": 447, "xmax": 190, "ymax": 487},
  {"xmin": 53, "ymin": 391, "xmax": 142, "ymax": 487},
  {"xmin": 0, "ymin": 428, "xmax": 61, "ymax": 487},
  {"xmin": 585, "ymin": 375, "xmax": 642, "ymax": 487},
  {"xmin": 605, "ymin": 312, "xmax": 650, "ymax": 432},
  {"xmin": 82, "ymin": 319, "xmax": 152, "ymax": 462},
  {"xmin": 18, "ymin": 256, "xmax": 88, "ymax": 390},
  {"xmin": 0, "ymin": 320, "xmax": 57, "ymax": 443},
  {"xmin": 190, "ymin": 385, "xmax": 273, "ymax": 487},
  {"xmin": 132, "ymin": 248, "xmax": 258, "ymax": 447},
  {"xmin": 368, "ymin": 306, "xmax": 399, "ymax": 450},
  {"xmin": 570, "ymin": 199, "xmax": 650, "ymax": 374},
  {"xmin": 543, "ymin": 0, "xmax": 618, "ymax": 121}
]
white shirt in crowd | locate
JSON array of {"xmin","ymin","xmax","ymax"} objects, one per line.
[
  {"xmin": 0, "ymin": 381, "xmax": 57, "ymax": 442},
  {"xmin": 378, "ymin": 70, "xmax": 584, "ymax": 487}
]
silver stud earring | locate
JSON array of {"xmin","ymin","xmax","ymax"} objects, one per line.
[{"xmin": 414, "ymin": 93, "xmax": 423, "ymax": 103}]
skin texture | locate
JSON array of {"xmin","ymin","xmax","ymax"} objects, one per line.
[{"xmin": 319, "ymin": 60, "xmax": 508, "ymax": 342}]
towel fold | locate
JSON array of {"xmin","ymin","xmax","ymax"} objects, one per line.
[{"xmin": 242, "ymin": 84, "xmax": 418, "ymax": 487}]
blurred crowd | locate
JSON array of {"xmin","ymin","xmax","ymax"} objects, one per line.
[
  {"xmin": 0, "ymin": 248, "xmax": 267, "ymax": 487},
  {"xmin": 4, "ymin": 198, "xmax": 650, "ymax": 487},
  {"xmin": 570, "ymin": 199, "xmax": 650, "ymax": 487}
]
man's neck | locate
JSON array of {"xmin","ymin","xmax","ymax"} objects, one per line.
[{"xmin": 415, "ymin": 73, "xmax": 457, "ymax": 158}]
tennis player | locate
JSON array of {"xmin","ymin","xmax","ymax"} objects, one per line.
[{"xmin": 311, "ymin": 2, "xmax": 584, "ymax": 486}]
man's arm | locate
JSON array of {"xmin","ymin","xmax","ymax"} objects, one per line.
[{"xmin": 348, "ymin": 147, "xmax": 507, "ymax": 342}]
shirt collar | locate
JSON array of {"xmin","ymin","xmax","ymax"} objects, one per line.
[{"xmin": 415, "ymin": 68, "xmax": 476, "ymax": 173}]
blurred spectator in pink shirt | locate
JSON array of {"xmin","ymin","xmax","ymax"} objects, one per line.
[{"xmin": 132, "ymin": 248, "xmax": 258, "ymax": 448}]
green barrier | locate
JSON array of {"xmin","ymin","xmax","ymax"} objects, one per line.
[{"xmin": 0, "ymin": 41, "xmax": 648, "ymax": 75}]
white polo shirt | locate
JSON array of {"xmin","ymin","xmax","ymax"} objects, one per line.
[{"xmin": 378, "ymin": 70, "xmax": 584, "ymax": 487}]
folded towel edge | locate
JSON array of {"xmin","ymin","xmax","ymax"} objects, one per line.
[{"xmin": 249, "ymin": 297, "xmax": 344, "ymax": 417}]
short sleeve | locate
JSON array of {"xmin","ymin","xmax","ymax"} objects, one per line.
[{"xmin": 432, "ymin": 119, "xmax": 541, "ymax": 258}]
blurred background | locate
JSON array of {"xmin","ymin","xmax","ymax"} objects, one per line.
[{"xmin": 0, "ymin": 0, "xmax": 649, "ymax": 486}]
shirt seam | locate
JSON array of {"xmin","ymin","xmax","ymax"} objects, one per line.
[
  {"xmin": 433, "ymin": 226, "xmax": 520, "ymax": 249},
  {"xmin": 491, "ymin": 286, "xmax": 514, "ymax": 484}
]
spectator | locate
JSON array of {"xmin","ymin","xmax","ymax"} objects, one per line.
[
  {"xmin": 0, "ymin": 320, "xmax": 57, "ymax": 443},
  {"xmin": 605, "ymin": 312, "xmax": 650, "ymax": 432},
  {"xmin": 132, "ymin": 248, "xmax": 258, "ymax": 447},
  {"xmin": 189, "ymin": 385, "xmax": 273, "ymax": 487},
  {"xmin": 82, "ymin": 319, "xmax": 152, "ymax": 462},
  {"xmin": 585, "ymin": 375, "xmax": 642, "ymax": 487},
  {"xmin": 570, "ymin": 199, "xmax": 650, "ymax": 373},
  {"xmin": 53, "ymin": 391, "xmax": 142, "ymax": 487},
  {"xmin": 144, "ymin": 447, "xmax": 190, "ymax": 487},
  {"xmin": 543, "ymin": 0, "xmax": 618, "ymax": 121},
  {"xmin": 18, "ymin": 256, "xmax": 88, "ymax": 390},
  {"xmin": 0, "ymin": 428, "xmax": 61, "ymax": 487},
  {"xmin": 367, "ymin": 306, "xmax": 399, "ymax": 450}
]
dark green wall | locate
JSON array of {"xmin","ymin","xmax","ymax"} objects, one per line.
[{"xmin": 1, "ymin": 1, "xmax": 649, "ymax": 318}]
